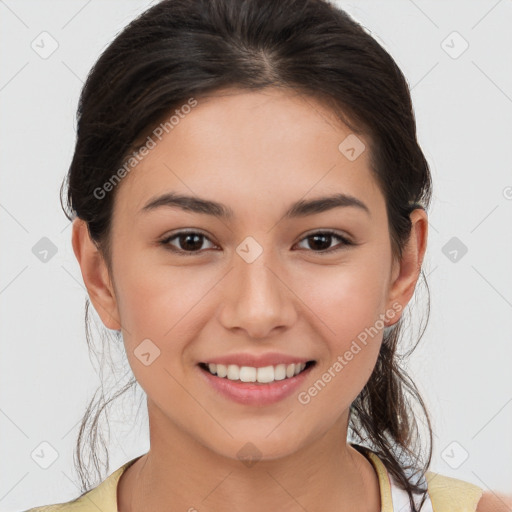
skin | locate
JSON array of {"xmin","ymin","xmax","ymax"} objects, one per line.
[
  {"xmin": 477, "ymin": 492, "xmax": 512, "ymax": 512},
  {"xmin": 72, "ymin": 87, "xmax": 429, "ymax": 512}
]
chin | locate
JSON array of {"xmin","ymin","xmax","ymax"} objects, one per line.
[{"xmin": 204, "ymin": 430, "xmax": 308, "ymax": 465}]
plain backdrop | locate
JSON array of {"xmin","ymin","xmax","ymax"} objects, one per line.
[{"xmin": 1, "ymin": 0, "xmax": 511, "ymax": 510}]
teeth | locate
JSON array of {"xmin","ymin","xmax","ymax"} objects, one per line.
[{"xmin": 206, "ymin": 362, "xmax": 308, "ymax": 383}]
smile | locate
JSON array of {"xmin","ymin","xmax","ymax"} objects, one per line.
[
  {"xmin": 199, "ymin": 361, "xmax": 315, "ymax": 384},
  {"xmin": 197, "ymin": 361, "xmax": 317, "ymax": 406}
]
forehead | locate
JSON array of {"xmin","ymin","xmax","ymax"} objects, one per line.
[{"xmin": 114, "ymin": 87, "xmax": 383, "ymax": 219}]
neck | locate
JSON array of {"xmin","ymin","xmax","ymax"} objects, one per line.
[{"xmin": 118, "ymin": 410, "xmax": 381, "ymax": 512}]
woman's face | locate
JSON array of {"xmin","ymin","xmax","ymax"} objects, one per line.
[{"xmin": 79, "ymin": 87, "xmax": 425, "ymax": 461}]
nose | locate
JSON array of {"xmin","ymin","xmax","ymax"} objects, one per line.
[{"xmin": 218, "ymin": 251, "xmax": 297, "ymax": 339}]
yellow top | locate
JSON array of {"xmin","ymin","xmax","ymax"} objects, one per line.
[
  {"xmin": 365, "ymin": 450, "xmax": 484, "ymax": 512},
  {"xmin": 23, "ymin": 449, "xmax": 484, "ymax": 511}
]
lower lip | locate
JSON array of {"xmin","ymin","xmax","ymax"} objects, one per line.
[{"xmin": 198, "ymin": 363, "xmax": 315, "ymax": 406}]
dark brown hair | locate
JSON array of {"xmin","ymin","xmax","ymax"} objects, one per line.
[{"xmin": 61, "ymin": 0, "xmax": 433, "ymax": 509}]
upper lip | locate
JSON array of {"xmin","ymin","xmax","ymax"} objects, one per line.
[{"xmin": 200, "ymin": 352, "xmax": 314, "ymax": 368}]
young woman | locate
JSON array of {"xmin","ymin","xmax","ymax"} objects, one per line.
[{"xmin": 23, "ymin": 0, "xmax": 510, "ymax": 511}]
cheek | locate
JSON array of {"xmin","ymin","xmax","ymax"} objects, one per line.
[
  {"xmin": 292, "ymin": 256, "xmax": 389, "ymax": 395},
  {"xmin": 112, "ymin": 262, "xmax": 212, "ymax": 396},
  {"xmin": 297, "ymin": 255, "xmax": 390, "ymax": 341},
  {"xmin": 113, "ymin": 253, "xmax": 216, "ymax": 348}
]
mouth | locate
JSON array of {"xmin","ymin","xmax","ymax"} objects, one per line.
[
  {"xmin": 197, "ymin": 359, "xmax": 317, "ymax": 406},
  {"xmin": 198, "ymin": 360, "xmax": 317, "ymax": 385}
]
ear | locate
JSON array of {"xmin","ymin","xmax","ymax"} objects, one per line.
[
  {"xmin": 385, "ymin": 208, "xmax": 428, "ymax": 326},
  {"xmin": 71, "ymin": 218, "xmax": 121, "ymax": 330}
]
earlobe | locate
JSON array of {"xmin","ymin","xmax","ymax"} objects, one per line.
[
  {"xmin": 71, "ymin": 218, "xmax": 121, "ymax": 330},
  {"xmin": 385, "ymin": 208, "xmax": 428, "ymax": 326}
]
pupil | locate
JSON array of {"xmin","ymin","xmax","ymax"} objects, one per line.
[
  {"xmin": 310, "ymin": 234, "xmax": 331, "ymax": 251},
  {"xmin": 181, "ymin": 233, "xmax": 202, "ymax": 251}
]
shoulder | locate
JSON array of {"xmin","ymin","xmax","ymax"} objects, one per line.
[
  {"xmin": 426, "ymin": 471, "xmax": 512, "ymax": 512},
  {"xmin": 22, "ymin": 508, "xmax": 65, "ymax": 512},
  {"xmin": 19, "ymin": 485, "xmax": 104, "ymax": 511},
  {"xmin": 20, "ymin": 456, "xmax": 142, "ymax": 512},
  {"xmin": 425, "ymin": 470, "xmax": 483, "ymax": 511},
  {"xmin": 20, "ymin": 496, "xmax": 97, "ymax": 512},
  {"xmin": 20, "ymin": 503, "xmax": 83, "ymax": 512},
  {"xmin": 20, "ymin": 460, "xmax": 133, "ymax": 512},
  {"xmin": 475, "ymin": 490, "xmax": 512, "ymax": 512}
]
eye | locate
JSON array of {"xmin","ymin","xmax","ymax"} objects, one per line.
[
  {"xmin": 159, "ymin": 229, "xmax": 354, "ymax": 256},
  {"xmin": 294, "ymin": 230, "xmax": 353, "ymax": 254},
  {"xmin": 159, "ymin": 230, "xmax": 217, "ymax": 255}
]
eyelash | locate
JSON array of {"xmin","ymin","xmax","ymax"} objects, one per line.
[{"xmin": 158, "ymin": 229, "xmax": 354, "ymax": 256}]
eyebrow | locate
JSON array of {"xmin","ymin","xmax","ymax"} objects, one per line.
[{"xmin": 140, "ymin": 192, "xmax": 371, "ymax": 219}]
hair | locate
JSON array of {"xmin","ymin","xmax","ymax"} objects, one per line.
[{"xmin": 61, "ymin": 0, "xmax": 434, "ymax": 509}]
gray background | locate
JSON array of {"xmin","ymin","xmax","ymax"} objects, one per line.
[{"xmin": 1, "ymin": 0, "xmax": 511, "ymax": 510}]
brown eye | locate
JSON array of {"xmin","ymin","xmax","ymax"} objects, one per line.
[
  {"xmin": 295, "ymin": 231, "xmax": 353, "ymax": 254},
  {"xmin": 160, "ymin": 231, "xmax": 216, "ymax": 254},
  {"xmin": 159, "ymin": 229, "xmax": 353, "ymax": 256}
]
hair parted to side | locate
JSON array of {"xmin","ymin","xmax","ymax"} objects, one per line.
[{"xmin": 61, "ymin": 0, "xmax": 434, "ymax": 509}]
